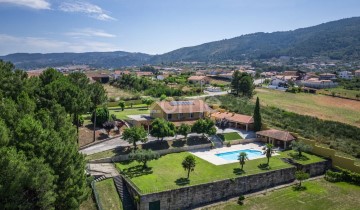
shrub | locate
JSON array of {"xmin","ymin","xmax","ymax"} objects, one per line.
[
  {"xmin": 237, "ymin": 195, "xmax": 245, "ymax": 205},
  {"xmin": 109, "ymin": 97, "xmax": 116, "ymax": 102},
  {"xmin": 91, "ymin": 107, "xmax": 109, "ymax": 127},
  {"xmin": 324, "ymin": 167, "xmax": 360, "ymax": 186}
]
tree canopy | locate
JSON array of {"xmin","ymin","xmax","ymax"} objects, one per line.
[
  {"xmin": 123, "ymin": 126, "xmax": 148, "ymax": 148},
  {"xmin": 191, "ymin": 118, "xmax": 216, "ymax": 137},
  {"xmin": 0, "ymin": 61, "xmax": 89, "ymax": 209},
  {"xmin": 150, "ymin": 118, "xmax": 176, "ymax": 140}
]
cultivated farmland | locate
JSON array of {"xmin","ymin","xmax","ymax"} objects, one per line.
[{"xmin": 255, "ymin": 88, "xmax": 360, "ymax": 128}]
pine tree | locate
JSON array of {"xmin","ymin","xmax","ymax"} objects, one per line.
[{"xmin": 253, "ymin": 97, "xmax": 262, "ymax": 132}]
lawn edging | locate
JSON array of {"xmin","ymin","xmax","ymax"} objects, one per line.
[{"xmin": 89, "ymin": 143, "xmax": 212, "ymax": 163}]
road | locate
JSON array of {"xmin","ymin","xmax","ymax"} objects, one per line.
[
  {"xmin": 80, "ymin": 133, "xmax": 201, "ymax": 155},
  {"xmin": 185, "ymin": 90, "xmax": 229, "ymax": 99}
]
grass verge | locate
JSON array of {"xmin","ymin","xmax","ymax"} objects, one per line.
[
  {"xmin": 95, "ymin": 178, "xmax": 123, "ymax": 210},
  {"xmin": 218, "ymin": 132, "xmax": 243, "ymax": 142},
  {"xmin": 205, "ymin": 179, "xmax": 360, "ymax": 210}
]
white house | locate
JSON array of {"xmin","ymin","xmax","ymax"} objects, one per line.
[{"xmin": 338, "ymin": 71, "xmax": 353, "ymax": 80}]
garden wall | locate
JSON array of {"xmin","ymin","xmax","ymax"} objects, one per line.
[
  {"xmin": 129, "ymin": 167, "xmax": 297, "ymax": 210},
  {"xmin": 300, "ymin": 160, "xmax": 332, "ymax": 177},
  {"xmin": 90, "ymin": 143, "xmax": 212, "ymax": 163},
  {"xmin": 301, "ymin": 138, "xmax": 360, "ymax": 173},
  {"xmin": 227, "ymin": 138, "xmax": 260, "ymax": 145}
]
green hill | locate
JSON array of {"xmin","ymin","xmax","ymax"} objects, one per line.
[{"xmin": 152, "ymin": 17, "xmax": 360, "ymax": 62}]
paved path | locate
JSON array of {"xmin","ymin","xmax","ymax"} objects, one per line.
[
  {"xmin": 185, "ymin": 91, "xmax": 228, "ymax": 99},
  {"xmin": 80, "ymin": 133, "xmax": 194, "ymax": 155},
  {"xmin": 87, "ymin": 163, "xmax": 119, "ymax": 178}
]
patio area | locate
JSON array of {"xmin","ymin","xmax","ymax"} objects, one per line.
[{"xmin": 190, "ymin": 142, "xmax": 278, "ymax": 165}]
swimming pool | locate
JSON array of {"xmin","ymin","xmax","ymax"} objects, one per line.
[{"xmin": 215, "ymin": 149, "xmax": 264, "ymax": 161}]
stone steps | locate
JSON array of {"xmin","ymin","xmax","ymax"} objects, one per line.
[{"xmin": 113, "ymin": 175, "xmax": 135, "ymax": 210}]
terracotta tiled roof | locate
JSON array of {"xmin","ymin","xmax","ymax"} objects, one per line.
[
  {"xmin": 172, "ymin": 120, "xmax": 198, "ymax": 127},
  {"xmin": 355, "ymin": 70, "xmax": 360, "ymax": 73},
  {"xmin": 256, "ymin": 129, "xmax": 295, "ymax": 141},
  {"xmin": 136, "ymin": 72, "xmax": 153, "ymax": 76},
  {"xmin": 154, "ymin": 100, "xmax": 212, "ymax": 114},
  {"xmin": 211, "ymin": 112, "xmax": 254, "ymax": 124},
  {"xmin": 283, "ymin": 71, "xmax": 298, "ymax": 76},
  {"xmin": 188, "ymin": 76, "xmax": 209, "ymax": 81}
]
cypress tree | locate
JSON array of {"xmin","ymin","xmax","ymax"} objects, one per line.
[{"xmin": 253, "ymin": 97, "xmax": 262, "ymax": 131}]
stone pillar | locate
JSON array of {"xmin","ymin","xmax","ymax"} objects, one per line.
[
  {"xmin": 246, "ymin": 124, "xmax": 248, "ymax": 131},
  {"xmin": 284, "ymin": 141, "xmax": 287, "ymax": 149}
]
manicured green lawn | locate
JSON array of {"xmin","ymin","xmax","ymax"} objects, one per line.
[
  {"xmin": 281, "ymin": 150, "xmax": 325, "ymax": 165},
  {"xmin": 109, "ymin": 106, "xmax": 150, "ymax": 120},
  {"xmin": 218, "ymin": 132, "xmax": 243, "ymax": 141},
  {"xmin": 206, "ymin": 179, "xmax": 360, "ymax": 210},
  {"xmin": 95, "ymin": 178, "xmax": 123, "ymax": 210},
  {"xmin": 116, "ymin": 152, "xmax": 294, "ymax": 194}
]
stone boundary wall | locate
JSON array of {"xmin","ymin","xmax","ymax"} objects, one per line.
[
  {"xmin": 298, "ymin": 160, "xmax": 331, "ymax": 177},
  {"xmin": 135, "ymin": 167, "xmax": 297, "ymax": 210},
  {"xmin": 227, "ymin": 138, "xmax": 260, "ymax": 145},
  {"xmin": 124, "ymin": 160, "xmax": 331, "ymax": 210},
  {"xmin": 89, "ymin": 143, "xmax": 212, "ymax": 163}
]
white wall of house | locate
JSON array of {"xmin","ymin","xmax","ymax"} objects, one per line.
[{"xmin": 338, "ymin": 71, "xmax": 353, "ymax": 80}]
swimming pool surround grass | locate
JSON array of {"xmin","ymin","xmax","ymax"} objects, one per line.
[
  {"xmin": 217, "ymin": 132, "xmax": 243, "ymax": 142},
  {"xmin": 116, "ymin": 150, "xmax": 325, "ymax": 194}
]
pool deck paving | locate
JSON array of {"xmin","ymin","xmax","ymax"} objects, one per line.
[{"xmin": 190, "ymin": 142, "xmax": 279, "ymax": 165}]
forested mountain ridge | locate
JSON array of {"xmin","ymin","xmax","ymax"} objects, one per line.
[
  {"xmin": 152, "ymin": 17, "xmax": 360, "ymax": 62},
  {"xmin": 0, "ymin": 51, "xmax": 151, "ymax": 69},
  {"xmin": 1, "ymin": 17, "xmax": 360, "ymax": 69}
]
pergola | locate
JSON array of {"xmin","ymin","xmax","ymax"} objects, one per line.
[
  {"xmin": 127, "ymin": 114, "xmax": 153, "ymax": 133},
  {"xmin": 256, "ymin": 129, "xmax": 296, "ymax": 149}
]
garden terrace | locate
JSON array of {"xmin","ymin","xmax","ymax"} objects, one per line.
[
  {"xmin": 115, "ymin": 151, "xmax": 325, "ymax": 194},
  {"xmin": 217, "ymin": 132, "xmax": 243, "ymax": 142},
  {"xmin": 208, "ymin": 179, "xmax": 360, "ymax": 210}
]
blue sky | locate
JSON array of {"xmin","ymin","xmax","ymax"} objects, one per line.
[{"xmin": 0, "ymin": 0, "xmax": 359, "ymax": 55}]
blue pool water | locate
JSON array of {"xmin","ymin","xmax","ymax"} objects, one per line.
[{"xmin": 215, "ymin": 149, "xmax": 263, "ymax": 161}]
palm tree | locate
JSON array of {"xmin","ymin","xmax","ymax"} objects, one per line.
[
  {"xmin": 182, "ymin": 155, "xmax": 196, "ymax": 179},
  {"xmin": 264, "ymin": 143, "xmax": 274, "ymax": 165},
  {"xmin": 238, "ymin": 152, "xmax": 249, "ymax": 170}
]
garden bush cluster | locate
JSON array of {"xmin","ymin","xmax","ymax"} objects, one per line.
[{"xmin": 325, "ymin": 167, "xmax": 360, "ymax": 185}]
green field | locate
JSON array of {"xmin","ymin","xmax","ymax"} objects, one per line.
[
  {"xmin": 218, "ymin": 132, "xmax": 243, "ymax": 141},
  {"xmin": 116, "ymin": 151, "xmax": 324, "ymax": 194},
  {"xmin": 109, "ymin": 106, "xmax": 150, "ymax": 120},
  {"xmin": 255, "ymin": 88, "xmax": 360, "ymax": 127},
  {"xmin": 206, "ymin": 179, "xmax": 360, "ymax": 210},
  {"xmin": 95, "ymin": 178, "xmax": 123, "ymax": 210},
  {"xmin": 318, "ymin": 87, "xmax": 360, "ymax": 100}
]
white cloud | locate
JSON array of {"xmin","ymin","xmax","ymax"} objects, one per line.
[
  {"xmin": 0, "ymin": 0, "xmax": 50, "ymax": 9},
  {"xmin": 0, "ymin": 34, "xmax": 120, "ymax": 55},
  {"xmin": 65, "ymin": 28, "xmax": 116, "ymax": 38},
  {"xmin": 59, "ymin": 1, "xmax": 116, "ymax": 21}
]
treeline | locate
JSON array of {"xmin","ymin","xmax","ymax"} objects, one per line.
[
  {"xmin": 339, "ymin": 78, "xmax": 360, "ymax": 90},
  {"xmin": 209, "ymin": 95, "xmax": 360, "ymax": 158},
  {"xmin": 112, "ymin": 74, "xmax": 201, "ymax": 97},
  {"xmin": 0, "ymin": 60, "xmax": 106, "ymax": 209}
]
